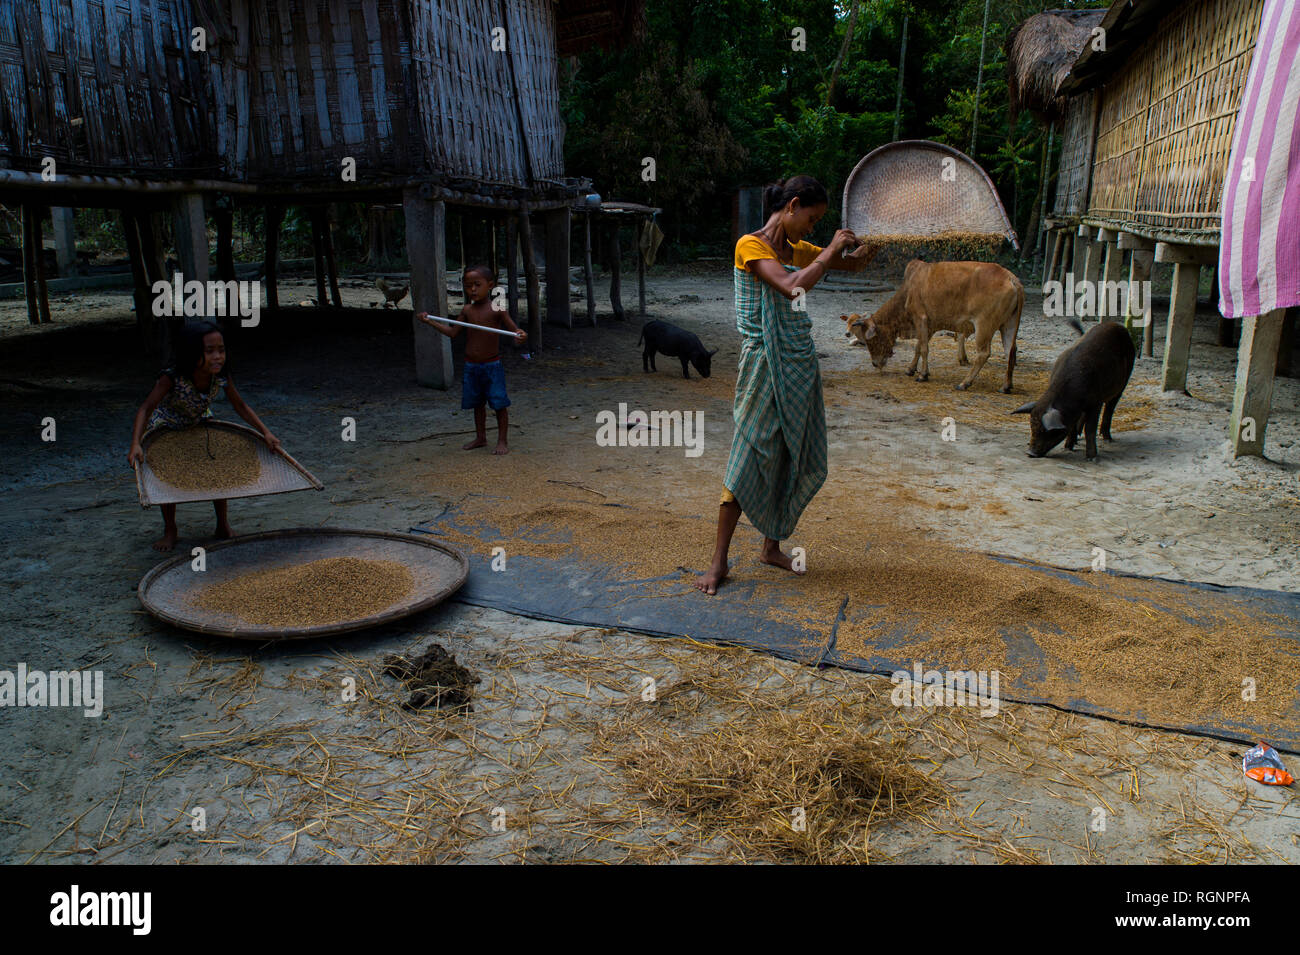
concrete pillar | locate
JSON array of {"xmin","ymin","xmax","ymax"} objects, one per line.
[
  {"xmin": 51, "ymin": 207, "xmax": 77, "ymax": 276},
  {"xmin": 1229, "ymin": 309, "xmax": 1286, "ymax": 458},
  {"xmin": 171, "ymin": 193, "xmax": 208, "ymax": 285},
  {"xmin": 403, "ymin": 189, "xmax": 454, "ymax": 389}
]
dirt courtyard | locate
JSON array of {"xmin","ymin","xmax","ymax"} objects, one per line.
[{"xmin": 2, "ymin": 262, "xmax": 1299, "ymax": 864}]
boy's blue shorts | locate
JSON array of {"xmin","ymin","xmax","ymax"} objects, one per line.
[{"xmin": 462, "ymin": 359, "xmax": 511, "ymax": 411}]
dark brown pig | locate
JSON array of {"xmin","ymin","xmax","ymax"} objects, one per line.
[{"xmin": 1010, "ymin": 320, "xmax": 1135, "ymax": 460}]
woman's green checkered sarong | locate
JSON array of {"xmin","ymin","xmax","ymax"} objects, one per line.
[{"xmin": 722, "ymin": 263, "xmax": 827, "ymax": 541}]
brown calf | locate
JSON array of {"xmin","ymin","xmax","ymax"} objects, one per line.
[{"xmin": 841, "ymin": 260, "xmax": 1024, "ymax": 393}]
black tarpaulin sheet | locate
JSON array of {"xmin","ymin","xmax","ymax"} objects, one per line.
[{"xmin": 410, "ymin": 508, "xmax": 1300, "ymax": 754}]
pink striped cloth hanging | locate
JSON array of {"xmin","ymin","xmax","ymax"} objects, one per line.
[{"xmin": 1219, "ymin": 0, "xmax": 1300, "ymax": 319}]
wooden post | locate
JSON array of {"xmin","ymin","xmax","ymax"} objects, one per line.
[
  {"xmin": 403, "ymin": 189, "xmax": 454, "ymax": 389},
  {"xmin": 321, "ymin": 207, "xmax": 341, "ymax": 308},
  {"xmin": 171, "ymin": 192, "xmax": 209, "ymax": 286},
  {"xmin": 543, "ymin": 207, "xmax": 571, "ymax": 329},
  {"xmin": 1228, "ymin": 309, "xmax": 1285, "ymax": 458},
  {"xmin": 120, "ymin": 212, "xmax": 153, "ymax": 328},
  {"xmin": 487, "ymin": 215, "xmax": 498, "ymax": 279},
  {"xmin": 264, "ymin": 204, "xmax": 283, "ymax": 311},
  {"xmin": 1071, "ymin": 230, "xmax": 1087, "ymax": 285},
  {"xmin": 310, "ymin": 207, "xmax": 327, "ymax": 306},
  {"xmin": 506, "ymin": 215, "xmax": 519, "ymax": 326},
  {"xmin": 1155, "ymin": 242, "xmax": 1215, "ymax": 392},
  {"xmin": 1058, "ymin": 228, "xmax": 1074, "ymax": 286},
  {"xmin": 637, "ymin": 216, "xmax": 647, "ymax": 319},
  {"xmin": 139, "ymin": 212, "xmax": 165, "ymax": 286},
  {"xmin": 583, "ymin": 211, "xmax": 597, "ymax": 326},
  {"xmin": 1118, "ymin": 233, "xmax": 1155, "ymax": 356},
  {"xmin": 518, "ymin": 204, "xmax": 542, "ymax": 349},
  {"xmin": 21, "ymin": 205, "xmax": 40, "ymax": 326},
  {"xmin": 607, "ymin": 220, "xmax": 625, "ymax": 321},
  {"xmin": 1081, "ymin": 229, "xmax": 1103, "ymax": 320},
  {"xmin": 51, "ymin": 207, "xmax": 77, "ymax": 277},
  {"xmin": 1044, "ymin": 229, "xmax": 1063, "ymax": 288},
  {"xmin": 214, "ymin": 203, "xmax": 236, "ymax": 282}
]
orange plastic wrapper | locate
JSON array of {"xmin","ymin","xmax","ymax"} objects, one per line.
[{"xmin": 1243, "ymin": 742, "xmax": 1294, "ymax": 786}]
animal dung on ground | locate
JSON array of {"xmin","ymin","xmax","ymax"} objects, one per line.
[
  {"xmin": 384, "ymin": 644, "xmax": 479, "ymax": 710},
  {"xmin": 146, "ymin": 425, "xmax": 262, "ymax": 491},
  {"xmin": 191, "ymin": 557, "xmax": 414, "ymax": 627}
]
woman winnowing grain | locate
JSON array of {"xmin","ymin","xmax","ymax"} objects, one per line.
[{"xmin": 694, "ymin": 175, "xmax": 877, "ymax": 595}]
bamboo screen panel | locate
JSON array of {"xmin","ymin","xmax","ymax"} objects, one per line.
[
  {"xmin": 203, "ymin": 0, "xmax": 420, "ymax": 181},
  {"xmin": 409, "ymin": 0, "xmax": 564, "ymax": 187},
  {"xmin": 1052, "ymin": 90, "xmax": 1096, "ymax": 218},
  {"xmin": 1087, "ymin": 0, "xmax": 1264, "ymax": 237},
  {"xmin": 0, "ymin": 0, "xmax": 218, "ymax": 176}
]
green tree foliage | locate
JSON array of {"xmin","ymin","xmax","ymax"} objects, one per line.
[{"xmin": 561, "ymin": 0, "xmax": 1109, "ymax": 260}]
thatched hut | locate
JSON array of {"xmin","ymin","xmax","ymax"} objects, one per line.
[
  {"xmin": 1013, "ymin": 0, "xmax": 1294, "ymax": 458},
  {"xmin": 1006, "ymin": 9, "xmax": 1104, "ymax": 286},
  {"xmin": 0, "ymin": 0, "xmax": 644, "ymax": 385}
]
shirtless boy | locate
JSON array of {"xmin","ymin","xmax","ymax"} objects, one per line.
[{"xmin": 417, "ymin": 265, "xmax": 527, "ymax": 455}]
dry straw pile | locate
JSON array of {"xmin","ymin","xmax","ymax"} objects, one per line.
[{"xmin": 616, "ymin": 697, "xmax": 946, "ymax": 863}]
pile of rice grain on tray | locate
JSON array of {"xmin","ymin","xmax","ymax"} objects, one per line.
[
  {"xmin": 192, "ymin": 557, "xmax": 415, "ymax": 627},
  {"xmin": 146, "ymin": 425, "xmax": 262, "ymax": 491}
]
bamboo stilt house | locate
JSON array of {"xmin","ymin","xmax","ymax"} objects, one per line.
[
  {"xmin": 0, "ymin": 0, "xmax": 644, "ymax": 384},
  {"xmin": 1056, "ymin": 0, "xmax": 1264, "ymax": 245},
  {"xmin": 1017, "ymin": 0, "xmax": 1293, "ymax": 459},
  {"xmin": 0, "ymin": 0, "xmax": 641, "ymax": 197}
]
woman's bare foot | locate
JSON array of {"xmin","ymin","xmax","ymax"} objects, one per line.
[
  {"xmin": 759, "ymin": 541, "xmax": 804, "ymax": 574},
  {"xmin": 493, "ymin": 441, "xmax": 509, "ymax": 455},
  {"xmin": 462, "ymin": 436, "xmax": 487, "ymax": 450},
  {"xmin": 693, "ymin": 559, "xmax": 729, "ymax": 595},
  {"xmin": 214, "ymin": 520, "xmax": 235, "ymax": 540},
  {"xmin": 152, "ymin": 529, "xmax": 178, "ymax": 552}
]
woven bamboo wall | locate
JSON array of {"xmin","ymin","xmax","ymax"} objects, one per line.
[
  {"xmin": 409, "ymin": 0, "xmax": 565, "ymax": 186},
  {"xmin": 203, "ymin": 0, "xmax": 422, "ymax": 182},
  {"xmin": 0, "ymin": 0, "xmax": 218, "ymax": 176},
  {"xmin": 2, "ymin": 0, "xmax": 568, "ymax": 190},
  {"xmin": 1051, "ymin": 91, "xmax": 1095, "ymax": 218},
  {"xmin": 1087, "ymin": 0, "xmax": 1263, "ymax": 237}
]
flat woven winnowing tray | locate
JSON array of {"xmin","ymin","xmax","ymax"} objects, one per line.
[
  {"xmin": 133, "ymin": 420, "xmax": 323, "ymax": 508},
  {"xmin": 843, "ymin": 140, "xmax": 1018, "ymax": 250}
]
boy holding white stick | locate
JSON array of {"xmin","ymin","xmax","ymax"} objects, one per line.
[{"xmin": 417, "ymin": 265, "xmax": 527, "ymax": 455}]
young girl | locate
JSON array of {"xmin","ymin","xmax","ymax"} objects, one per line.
[{"xmin": 127, "ymin": 321, "xmax": 280, "ymax": 552}]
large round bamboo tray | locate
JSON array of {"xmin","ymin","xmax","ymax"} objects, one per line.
[
  {"xmin": 138, "ymin": 528, "xmax": 469, "ymax": 641},
  {"xmin": 133, "ymin": 420, "xmax": 323, "ymax": 508},
  {"xmin": 842, "ymin": 140, "xmax": 1019, "ymax": 249}
]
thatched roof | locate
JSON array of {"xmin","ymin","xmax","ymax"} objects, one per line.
[
  {"xmin": 555, "ymin": 0, "xmax": 645, "ymax": 56},
  {"xmin": 1006, "ymin": 9, "xmax": 1106, "ymax": 121}
]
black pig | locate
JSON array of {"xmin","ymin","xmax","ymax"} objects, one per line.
[
  {"xmin": 1011, "ymin": 320, "xmax": 1135, "ymax": 460},
  {"xmin": 638, "ymin": 320, "xmax": 717, "ymax": 379}
]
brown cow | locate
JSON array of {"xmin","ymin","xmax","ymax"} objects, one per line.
[{"xmin": 841, "ymin": 260, "xmax": 1024, "ymax": 393}]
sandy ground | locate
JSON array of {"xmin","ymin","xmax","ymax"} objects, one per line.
[{"xmin": 2, "ymin": 263, "xmax": 1298, "ymax": 864}]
